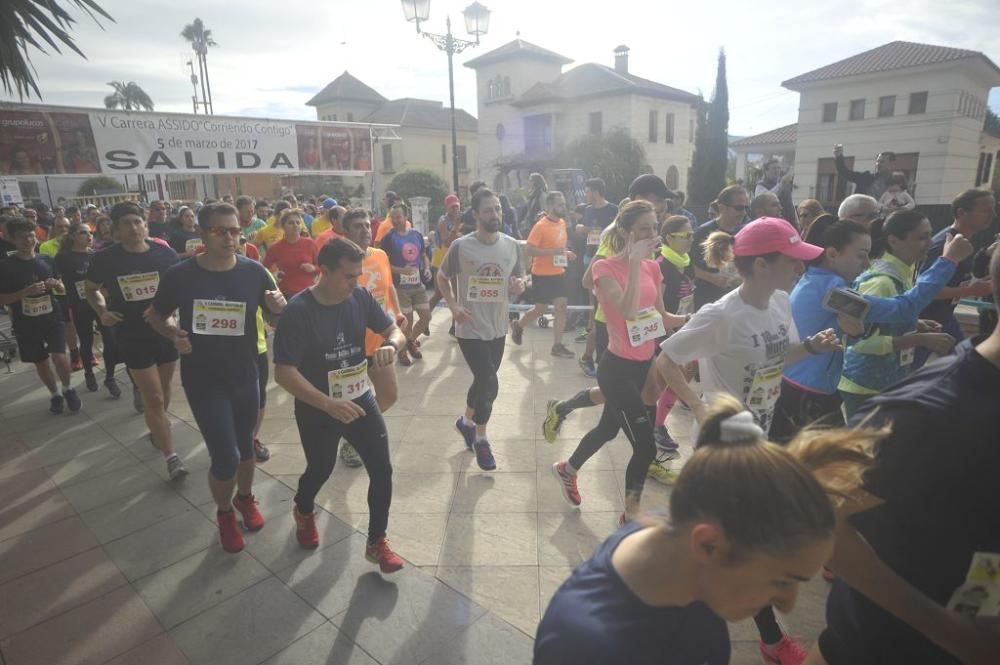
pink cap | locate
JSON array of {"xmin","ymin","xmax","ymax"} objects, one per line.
[
  {"xmin": 445, "ymin": 194, "xmax": 461, "ymax": 209},
  {"xmin": 734, "ymin": 217, "xmax": 823, "ymax": 261}
]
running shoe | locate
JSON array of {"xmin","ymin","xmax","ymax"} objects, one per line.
[
  {"xmin": 232, "ymin": 493, "xmax": 265, "ymax": 531},
  {"xmin": 133, "ymin": 385, "xmax": 144, "ymax": 414},
  {"xmin": 90, "ymin": 356, "xmax": 99, "ymax": 367},
  {"xmin": 407, "ymin": 339, "xmax": 423, "ymax": 360},
  {"xmin": 574, "ymin": 330, "xmax": 589, "ymax": 343},
  {"xmin": 253, "ymin": 438, "xmax": 271, "ymax": 463},
  {"xmin": 397, "ymin": 349, "xmax": 412, "ymax": 367},
  {"xmin": 166, "ymin": 455, "xmax": 189, "ymax": 480},
  {"xmin": 63, "ymin": 388, "xmax": 82, "ymax": 413},
  {"xmin": 84, "ymin": 371, "xmax": 99, "ymax": 392},
  {"xmin": 49, "ymin": 394, "xmax": 65, "ymax": 415},
  {"xmin": 578, "ymin": 358, "xmax": 597, "ymax": 379},
  {"xmin": 542, "ymin": 399, "xmax": 565, "ymax": 444},
  {"xmin": 473, "ymin": 439, "xmax": 496, "ymax": 471},
  {"xmin": 759, "ymin": 636, "xmax": 808, "ymax": 665},
  {"xmin": 104, "ymin": 376, "xmax": 122, "ymax": 399},
  {"xmin": 647, "ymin": 460, "xmax": 679, "ymax": 486},
  {"xmin": 551, "ymin": 461, "xmax": 581, "ymax": 506},
  {"xmin": 294, "ymin": 507, "xmax": 319, "ymax": 548},
  {"xmin": 217, "ymin": 509, "xmax": 245, "ymax": 553},
  {"xmin": 339, "ymin": 441, "xmax": 364, "ymax": 468},
  {"xmin": 654, "ymin": 425, "xmax": 679, "ymax": 451},
  {"xmin": 365, "ymin": 536, "xmax": 404, "ymax": 573},
  {"xmin": 510, "ymin": 320, "xmax": 523, "ymax": 345},
  {"xmin": 455, "ymin": 416, "xmax": 476, "ymax": 451},
  {"xmin": 551, "ymin": 343, "xmax": 575, "ymax": 359}
]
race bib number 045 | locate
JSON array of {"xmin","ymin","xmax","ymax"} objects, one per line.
[
  {"xmin": 626, "ymin": 307, "xmax": 663, "ymax": 346},
  {"xmin": 117, "ymin": 272, "xmax": 159, "ymax": 302},
  {"xmin": 328, "ymin": 361, "xmax": 371, "ymax": 400},
  {"xmin": 192, "ymin": 299, "xmax": 247, "ymax": 336}
]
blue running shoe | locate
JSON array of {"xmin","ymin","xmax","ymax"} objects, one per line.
[
  {"xmin": 455, "ymin": 416, "xmax": 476, "ymax": 451},
  {"xmin": 473, "ymin": 439, "xmax": 497, "ymax": 471}
]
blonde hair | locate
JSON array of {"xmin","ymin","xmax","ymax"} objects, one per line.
[
  {"xmin": 702, "ymin": 230, "xmax": 735, "ymax": 269},
  {"xmin": 607, "ymin": 200, "xmax": 655, "ymax": 254},
  {"xmin": 279, "ymin": 208, "xmax": 303, "ymax": 227}
]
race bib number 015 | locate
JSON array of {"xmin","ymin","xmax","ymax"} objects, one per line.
[
  {"xmin": 328, "ymin": 361, "xmax": 371, "ymax": 400},
  {"xmin": 467, "ymin": 276, "xmax": 504, "ymax": 302},
  {"xmin": 625, "ymin": 307, "xmax": 664, "ymax": 346},
  {"xmin": 117, "ymin": 272, "xmax": 159, "ymax": 302},
  {"xmin": 192, "ymin": 299, "xmax": 247, "ymax": 336}
]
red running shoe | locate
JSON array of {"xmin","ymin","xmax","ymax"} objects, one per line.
[
  {"xmin": 759, "ymin": 635, "xmax": 808, "ymax": 665},
  {"xmin": 551, "ymin": 461, "xmax": 582, "ymax": 506},
  {"xmin": 217, "ymin": 509, "xmax": 245, "ymax": 553},
  {"xmin": 365, "ymin": 536, "xmax": 404, "ymax": 573},
  {"xmin": 232, "ymin": 494, "xmax": 264, "ymax": 531},
  {"xmin": 294, "ymin": 507, "xmax": 319, "ymax": 548}
]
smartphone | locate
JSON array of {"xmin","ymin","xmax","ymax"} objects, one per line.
[{"xmin": 822, "ymin": 287, "xmax": 871, "ymax": 321}]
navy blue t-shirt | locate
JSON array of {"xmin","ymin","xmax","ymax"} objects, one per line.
[
  {"xmin": 152, "ymin": 255, "xmax": 274, "ymax": 386},
  {"xmin": 691, "ymin": 219, "xmax": 747, "ymax": 310},
  {"xmin": 918, "ymin": 225, "xmax": 992, "ymax": 326},
  {"xmin": 168, "ymin": 228, "xmax": 202, "ymax": 255},
  {"xmin": 273, "ymin": 287, "xmax": 393, "ymax": 423},
  {"xmin": 380, "ymin": 228, "xmax": 426, "ymax": 289},
  {"xmin": 535, "ymin": 523, "xmax": 729, "ymax": 665},
  {"xmin": 0, "ymin": 253, "xmax": 63, "ymax": 330},
  {"xmin": 86, "ymin": 241, "xmax": 178, "ymax": 340},
  {"xmin": 582, "ymin": 203, "xmax": 619, "ymax": 259},
  {"xmin": 54, "ymin": 250, "xmax": 93, "ymax": 308}
]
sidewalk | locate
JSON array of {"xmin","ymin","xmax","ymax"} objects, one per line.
[{"xmin": 0, "ymin": 315, "xmax": 828, "ymax": 665}]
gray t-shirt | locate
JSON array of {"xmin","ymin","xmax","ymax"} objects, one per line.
[{"xmin": 440, "ymin": 233, "xmax": 524, "ymax": 340}]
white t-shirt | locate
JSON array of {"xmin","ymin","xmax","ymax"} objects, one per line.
[{"xmin": 659, "ymin": 288, "xmax": 799, "ymax": 435}]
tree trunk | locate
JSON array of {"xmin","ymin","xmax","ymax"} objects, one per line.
[
  {"xmin": 203, "ymin": 52, "xmax": 214, "ymax": 115},
  {"xmin": 197, "ymin": 50, "xmax": 209, "ymax": 114}
]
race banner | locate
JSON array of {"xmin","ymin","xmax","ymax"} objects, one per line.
[{"xmin": 0, "ymin": 104, "xmax": 377, "ymax": 176}]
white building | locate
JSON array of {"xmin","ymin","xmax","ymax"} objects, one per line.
[
  {"xmin": 464, "ymin": 39, "xmax": 702, "ymax": 194},
  {"xmin": 731, "ymin": 41, "xmax": 1000, "ymax": 215}
]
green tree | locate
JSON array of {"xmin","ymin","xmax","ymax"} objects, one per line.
[
  {"xmin": 689, "ymin": 49, "xmax": 730, "ymax": 205},
  {"xmin": 1, "ymin": 0, "xmax": 113, "ymax": 99},
  {"xmin": 985, "ymin": 107, "xmax": 1000, "ymax": 139},
  {"xmin": 386, "ymin": 169, "xmax": 450, "ymax": 223},
  {"xmin": 77, "ymin": 175, "xmax": 120, "ymax": 196},
  {"xmin": 559, "ymin": 127, "xmax": 647, "ymax": 204},
  {"xmin": 103, "ymin": 80, "xmax": 154, "ymax": 111},
  {"xmin": 181, "ymin": 18, "xmax": 217, "ymax": 114}
]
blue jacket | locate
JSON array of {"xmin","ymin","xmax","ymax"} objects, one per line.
[{"xmin": 785, "ymin": 257, "xmax": 958, "ymax": 394}]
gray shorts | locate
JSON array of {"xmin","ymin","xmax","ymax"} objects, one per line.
[{"xmin": 397, "ymin": 287, "xmax": 430, "ymax": 313}]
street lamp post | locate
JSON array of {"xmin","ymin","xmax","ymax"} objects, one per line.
[{"xmin": 401, "ymin": 0, "xmax": 490, "ymax": 195}]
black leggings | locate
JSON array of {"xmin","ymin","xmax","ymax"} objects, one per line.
[
  {"xmin": 294, "ymin": 397, "xmax": 393, "ymax": 544},
  {"xmin": 568, "ymin": 352, "xmax": 656, "ymax": 498},
  {"xmin": 185, "ymin": 379, "xmax": 259, "ymax": 480},
  {"xmin": 457, "ymin": 336, "xmax": 506, "ymax": 425},
  {"xmin": 71, "ymin": 302, "xmax": 118, "ymax": 375}
]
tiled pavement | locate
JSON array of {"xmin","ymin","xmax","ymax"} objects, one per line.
[{"xmin": 0, "ymin": 314, "xmax": 830, "ymax": 665}]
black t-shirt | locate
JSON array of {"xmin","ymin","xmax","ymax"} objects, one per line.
[
  {"xmin": 658, "ymin": 256, "xmax": 696, "ymax": 315},
  {"xmin": 168, "ymin": 228, "xmax": 202, "ymax": 255},
  {"xmin": 54, "ymin": 250, "xmax": 93, "ymax": 308},
  {"xmin": 86, "ymin": 241, "xmax": 178, "ymax": 339},
  {"xmin": 691, "ymin": 219, "xmax": 745, "ymax": 310},
  {"xmin": 535, "ymin": 523, "xmax": 729, "ymax": 665},
  {"xmin": 152, "ymin": 255, "xmax": 274, "ymax": 386},
  {"xmin": 273, "ymin": 287, "xmax": 393, "ymax": 423},
  {"xmin": 460, "ymin": 208, "xmax": 477, "ymax": 235},
  {"xmin": 0, "ymin": 253, "xmax": 62, "ymax": 330},
  {"xmin": 831, "ymin": 341, "xmax": 1000, "ymax": 663},
  {"xmin": 0, "ymin": 237, "xmax": 16, "ymax": 258},
  {"xmin": 582, "ymin": 203, "xmax": 619, "ymax": 259},
  {"xmin": 147, "ymin": 221, "xmax": 170, "ymax": 240}
]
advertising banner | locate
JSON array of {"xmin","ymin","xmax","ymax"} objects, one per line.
[{"xmin": 0, "ymin": 105, "xmax": 377, "ymax": 177}]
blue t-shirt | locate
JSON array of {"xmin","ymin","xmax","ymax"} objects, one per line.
[
  {"xmin": 152, "ymin": 255, "xmax": 274, "ymax": 386},
  {"xmin": 380, "ymin": 228, "xmax": 426, "ymax": 289},
  {"xmin": 535, "ymin": 523, "xmax": 729, "ymax": 665},
  {"xmin": 273, "ymin": 287, "xmax": 393, "ymax": 423},
  {"xmin": 86, "ymin": 241, "xmax": 178, "ymax": 340}
]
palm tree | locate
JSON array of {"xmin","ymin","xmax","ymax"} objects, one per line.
[
  {"xmin": 181, "ymin": 18, "xmax": 217, "ymax": 114},
  {"xmin": 104, "ymin": 81, "xmax": 154, "ymax": 111},
  {"xmin": 1, "ymin": 0, "xmax": 114, "ymax": 99}
]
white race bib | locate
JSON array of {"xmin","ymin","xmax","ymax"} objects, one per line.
[
  {"xmin": 399, "ymin": 271, "xmax": 421, "ymax": 287},
  {"xmin": 192, "ymin": 299, "xmax": 246, "ymax": 336},
  {"xmin": 552, "ymin": 253, "xmax": 568, "ymax": 268},
  {"xmin": 375, "ymin": 294, "xmax": 388, "ymax": 313},
  {"xmin": 677, "ymin": 294, "xmax": 694, "ymax": 316},
  {"xmin": 587, "ymin": 229, "xmax": 601, "ymax": 246},
  {"xmin": 467, "ymin": 276, "xmax": 504, "ymax": 302},
  {"xmin": 899, "ymin": 347, "xmax": 914, "ymax": 366},
  {"xmin": 75, "ymin": 280, "xmax": 87, "ymax": 299},
  {"xmin": 328, "ymin": 361, "xmax": 371, "ymax": 400},
  {"xmin": 748, "ymin": 364, "xmax": 784, "ymax": 416},
  {"xmin": 117, "ymin": 272, "xmax": 159, "ymax": 302},
  {"xmin": 185, "ymin": 238, "xmax": 204, "ymax": 254},
  {"xmin": 22, "ymin": 294, "xmax": 53, "ymax": 317},
  {"xmin": 947, "ymin": 552, "xmax": 1000, "ymax": 618},
  {"xmin": 625, "ymin": 306, "xmax": 664, "ymax": 346}
]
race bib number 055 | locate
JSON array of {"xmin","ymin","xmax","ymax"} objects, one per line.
[
  {"xmin": 192, "ymin": 299, "xmax": 247, "ymax": 336},
  {"xmin": 117, "ymin": 272, "xmax": 159, "ymax": 302},
  {"xmin": 467, "ymin": 276, "xmax": 504, "ymax": 302},
  {"xmin": 328, "ymin": 361, "xmax": 371, "ymax": 400}
]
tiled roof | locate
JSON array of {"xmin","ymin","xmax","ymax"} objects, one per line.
[
  {"xmin": 306, "ymin": 71, "xmax": 387, "ymax": 106},
  {"xmin": 730, "ymin": 123, "xmax": 798, "ymax": 147},
  {"xmin": 463, "ymin": 38, "xmax": 572, "ymax": 69},
  {"xmin": 783, "ymin": 41, "xmax": 1000, "ymax": 89},
  {"xmin": 362, "ymin": 98, "xmax": 477, "ymax": 132},
  {"xmin": 513, "ymin": 63, "xmax": 700, "ymax": 107}
]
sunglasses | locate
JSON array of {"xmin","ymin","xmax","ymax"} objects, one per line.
[
  {"xmin": 668, "ymin": 232, "xmax": 694, "ymax": 239},
  {"xmin": 206, "ymin": 227, "xmax": 242, "ymax": 238}
]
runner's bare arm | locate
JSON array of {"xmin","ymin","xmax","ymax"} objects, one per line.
[{"xmin": 144, "ymin": 306, "xmax": 182, "ymax": 342}]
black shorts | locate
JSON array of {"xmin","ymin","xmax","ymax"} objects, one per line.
[
  {"xmin": 531, "ymin": 273, "xmax": 567, "ymax": 304},
  {"xmin": 14, "ymin": 317, "xmax": 66, "ymax": 364},
  {"xmin": 118, "ymin": 334, "xmax": 179, "ymax": 371},
  {"xmin": 257, "ymin": 352, "xmax": 269, "ymax": 409}
]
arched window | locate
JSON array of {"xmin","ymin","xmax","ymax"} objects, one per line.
[
  {"xmin": 666, "ymin": 165, "xmax": 679, "ymax": 190},
  {"xmin": 487, "ymin": 80, "xmax": 494, "ymax": 99},
  {"xmin": 503, "ymin": 77, "xmax": 511, "ymax": 97}
]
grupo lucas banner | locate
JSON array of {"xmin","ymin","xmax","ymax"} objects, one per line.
[{"xmin": 0, "ymin": 104, "xmax": 384, "ymax": 176}]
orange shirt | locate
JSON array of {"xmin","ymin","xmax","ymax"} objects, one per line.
[
  {"xmin": 374, "ymin": 219, "xmax": 411, "ymax": 245},
  {"xmin": 526, "ymin": 216, "xmax": 569, "ymax": 276},
  {"xmin": 314, "ymin": 227, "xmax": 345, "ymax": 247},
  {"xmin": 358, "ymin": 247, "xmax": 400, "ymax": 356}
]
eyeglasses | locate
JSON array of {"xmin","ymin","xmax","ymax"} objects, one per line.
[
  {"xmin": 668, "ymin": 232, "xmax": 694, "ymax": 239},
  {"xmin": 206, "ymin": 227, "xmax": 242, "ymax": 238}
]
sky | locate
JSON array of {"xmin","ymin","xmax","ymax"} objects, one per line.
[{"xmin": 3, "ymin": 0, "xmax": 999, "ymax": 137}]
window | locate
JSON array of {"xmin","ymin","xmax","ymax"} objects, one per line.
[
  {"xmin": 849, "ymin": 99, "xmax": 865, "ymax": 121},
  {"xmin": 524, "ymin": 114, "xmax": 554, "ymax": 155},
  {"xmin": 648, "ymin": 110, "xmax": 658, "ymax": 142},
  {"xmin": 665, "ymin": 165, "xmax": 679, "ymax": 189},
  {"xmin": 441, "ymin": 145, "xmax": 447, "ymax": 164},
  {"xmin": 381, "ymin": 144, "xmax": 394, "ymax": 171},
  {"xmin": 487, "ymin": 81, "xmax": 494, "ymax": 99},
  {"xmin": 456, "ymin": 145, "xmax": 468, "ymax": 171},
  {"xmin": 909, "ymin": 91, "xmax": 928, "ymax": 114},
  {"xmin": 878, "ymin": 95, "xmax": 896, "ymax": 118},
  {"xmin": 665, "ymin": 113, "xmax": 675, "ymax": 144},
  {"xmin": 332, "ymin": 114, "xmax": 337, "ymax": 121},
  {"xmin": 822, "ymin": 102, "xmax": 838, "ymax": 123},
  {"xmin": 503, "ymin": 77, "xmax": 511, "ymax": 97},
  {"xmin": 347, "ymin": 113, "xmax": 354, "ymax": 122},
  {"xmin": 589, "ymin": 112, "xmax": 602, "ymax": 135}
]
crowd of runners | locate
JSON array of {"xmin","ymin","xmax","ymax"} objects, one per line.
[{"xmin": 1, "ymin": 154, "xmax": 998, "ymax": 665}]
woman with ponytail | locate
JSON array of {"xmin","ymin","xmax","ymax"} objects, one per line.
[{"xmin": 535, "ymin": 394, "xmax": 880, "ymax": 665}]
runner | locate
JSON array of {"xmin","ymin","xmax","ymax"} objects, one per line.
[
  {"xmin": 273, "ymin": 237, "xmax": 406, "ymax": 573},
  {"xmin": 536, "ymin": 394, "xmax": 879, "ymax": 665},
  {"xmin": 338, "ymin": 208, "xmax": 402, "ymax": 468},
  {"xmin": 167, "ymin": 206, "xmax": 202, "ymax": 258},
  {"xmin": 511, "ymin": 191, "xmax": 576, "ymax": 358},
  {"xmin": 313, "ymin": 205, "xmax": 347, "ymax": 246},
  {"xmin": 235, "ymin": 236, "xmax": 272, "ymax": 465},
  {"xmin": 576, "ymin": 178, "xmax": 619, "ymax": 376},
  {"xmin": 309, "ymin": 198, "xmax": 339, "ymax": 238},
  {"xmin": 37, "ymin": 215, "xmax": 83, "ymax": 370},
  {"xmin": 145, "ymin": 200, "xmax": 170, "ymax": 240},
  {"xmin": 692, "ymin": 185, "xmax": 749, "ymax": 311},
  {"xmin": 147, "ymin": 202, "xmax": 286, "ymax": 553},
  {"xmin": 0, "ymin": 218, "xmax": 81, "ymax": 414},
  {"xmin": 549, "ymin": 201, "xmax": 686, "ymax": 524},
  {"xmin": 380, "ymin": 203, "xmax": 432, "ymax": 366},
  {"xmin": 85, "ymin": 201, "xmax": 187, "ymax": 480},
  {"xmin": 252, "ymin": 200, "xmax": 291, "ymax": 254},
  {"xmin": 436, "ymin": 187, "xmax": 525, "ymax": 471},
  {"xmin": 263, "ymin": 209, "xmax": 319, "ymax": 297},
  {"xmin": 429, "ymin": 193, "xmax": 463, "ymax": 321}
]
